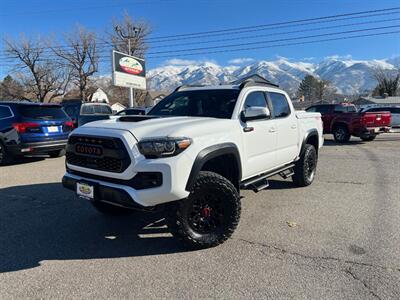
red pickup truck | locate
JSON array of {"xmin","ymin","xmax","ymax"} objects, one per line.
[{"xmin": 305, "ymin": 103, "xmax": 391, "ymax": 142}]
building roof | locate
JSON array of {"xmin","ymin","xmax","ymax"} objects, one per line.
[{"xmin": 358, "ymin": 96, "xmax": 400, "ymax": 105}]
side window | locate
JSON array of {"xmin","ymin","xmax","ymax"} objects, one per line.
[
  {"xmin": 306, "ymin": 106, "xmax": 316, "ymax": 112},
  {"xmin": 243, "ymin": 91, "xmax": 268, "ymax": 109},
  {"xmin": 334, "ymin": 105, "xmax": 346, "ymax": 113},
  {"xmin": 315, "ymin": 105, "xmax": 331, "ymax": 114},
  {"xmin": 0, "ymin": 106, "xmax": 13, "ymax": 119},
  {"xmin": 268, "ymin": 92, "xmax": 290, "ymax": 118}
]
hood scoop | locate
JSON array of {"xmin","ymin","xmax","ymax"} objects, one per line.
[{"xmin": 118, "ymin": 115, "xmax": 162, "ymax": 122}]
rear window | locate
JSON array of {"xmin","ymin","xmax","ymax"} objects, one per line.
[
  {"xmin": 81, "ymin": 104, "xmax": 112, "ymax": 115},
  {"xmin": 18, "ymin": 105, "xmax": 68, "ymax": 120}
]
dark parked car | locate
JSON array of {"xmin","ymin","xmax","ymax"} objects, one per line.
[
  {"xmin": 61, "ymin": 100, "xmax": 113, "ymax": 127},
  {"xmin": 0, "ymin": 101, "xmax": 74, "ymax": 165}
]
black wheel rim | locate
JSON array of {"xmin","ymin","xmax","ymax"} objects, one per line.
[
  {"xmin": 305, "ymin": 152, "xmax": 316, "ymax": 181},
  {"xmin": 335, "ymin": 128, "xmax": 345, "ymax": 141},
  {"xmin": 188, "ymin": 191, "xmax": 224, "ymax": 234}
]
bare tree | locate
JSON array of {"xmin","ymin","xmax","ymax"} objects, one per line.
[
  {"xmin": 315, "ymin": 79, "xmax": 336, "ymax": 101},
  {"xmin": 109, "ymin": 13, "xmax": 151, "ymax": 106},
  {"xmin": 373, "ymin": 68, "xmax": 400, "ymax": 97},
  {"xmin": 52, "ymin": 26, "xmax": 99, "ymax": 101},
  {"xmin": 3, "ymin": 36, "xmax": 71, "ymax": 102},
  {"xmin": 110, "ymin": 12, "xmax": 151, "ymax": 57}
]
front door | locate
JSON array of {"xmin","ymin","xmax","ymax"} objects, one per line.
[{"xmin": 240, "ymin": 91, "xmax": 277, "ymax": 179}]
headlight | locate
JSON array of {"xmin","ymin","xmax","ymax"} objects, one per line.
[{"xmin": 138, "ymin": 137, "xmax": 192, "ymax": 158}]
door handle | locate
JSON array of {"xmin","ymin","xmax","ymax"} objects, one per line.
[
  {"xmin": 269, "ymin": 127, "xmax": 276, "ymax": 133},
  {"xmin": 291, "ymin": 124, "xmax": 297, "ymax": 129}
]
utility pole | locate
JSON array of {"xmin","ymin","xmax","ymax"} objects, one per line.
[{"xmin": 115, "ymin": 25, "xmax": 141, "ymax": 108}]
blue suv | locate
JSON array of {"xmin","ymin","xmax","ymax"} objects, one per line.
[{"xmin": 0, "ymin": 101, "xmax": 74, "ymax": 165}]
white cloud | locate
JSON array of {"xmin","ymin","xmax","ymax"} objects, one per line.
[
  {"xmin": 163, "ymin": 58, "xmax": 217, "ymax": 66},
  {"xmin": 325, "ymin": 54, "xmax": 353, "ymax": 60},
  {"xmin": 228, "ymin": 57, "xmax": 255, "ymax": 65}
]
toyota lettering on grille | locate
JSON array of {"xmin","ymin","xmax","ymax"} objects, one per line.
[{"xmin": 75, "ymin": 144, "xmax": 103, "ymax": 157}]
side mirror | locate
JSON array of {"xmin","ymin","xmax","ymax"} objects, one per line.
[{"xmin": 241, "ymin": 106, "xmax": 271, "ymax": 122}]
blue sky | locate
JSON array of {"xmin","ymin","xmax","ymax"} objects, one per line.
[{"xmin": 0, "ymin": 0, "xmax": 399, "ymax": 76}]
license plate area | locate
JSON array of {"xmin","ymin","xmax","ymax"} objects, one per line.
[
  {"xmin": 46, "ymin": 126, "xmax": 60, "ymax": 133},
  {"xmin": 75, "ymin": 143, "xmax": 103, "ymax": 157},
  {"xmin": 76, "ymin": 182, "xmax": 95, "ymax": 200}
]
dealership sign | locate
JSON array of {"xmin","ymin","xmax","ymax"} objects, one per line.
[{"xmin": 112, "ymin": 50, "xmax": 146, "ymax": 90}]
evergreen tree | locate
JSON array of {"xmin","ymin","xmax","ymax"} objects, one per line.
[{"xmin": 297, "ymin": 75, "xmax": 318, "ymax": 101}]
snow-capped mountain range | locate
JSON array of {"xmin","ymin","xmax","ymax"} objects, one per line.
[{"xmin": 146, "ymin": 56, "xmax": 400, "ymax": 95}]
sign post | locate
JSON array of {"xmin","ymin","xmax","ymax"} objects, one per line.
[{"xmin": 112, "ymin": 50, "xmax": 146, "ymax": 107}]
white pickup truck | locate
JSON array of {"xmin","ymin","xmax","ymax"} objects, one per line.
[{"xmin": 62, "ymin": 77, "xmax": 323, "ymax": 249}]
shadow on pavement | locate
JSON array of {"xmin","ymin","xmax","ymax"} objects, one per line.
[
  {"xmin": 1, "ymin": 156, "xmax": 46, "ymax": 166},
  {"xmin": 322, "ymin": 139, "xmax": 365, "ymax": 146},
  {"xmin": 0, "ymin": 182, "xmax": 187, "ymax": 273},
  {"xmin": 267, "ymin": 179, "xmax": 298, "ymax": 190}
]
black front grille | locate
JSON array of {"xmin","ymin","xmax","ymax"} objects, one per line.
[{"xmin": 66, "ymin": 135, "xmax": 131, "ymax": 173}]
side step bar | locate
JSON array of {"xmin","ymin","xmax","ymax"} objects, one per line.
[{"xmin": 240, "ymin": 163, "xmax": 295, "ymax": 193}]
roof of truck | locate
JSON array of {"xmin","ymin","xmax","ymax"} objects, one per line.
[{"xmin": 175, "ymin": 74, "xmax": 279, "ymax": 92}]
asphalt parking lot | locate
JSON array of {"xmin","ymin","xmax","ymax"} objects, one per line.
[{"xmin": 1, "ymin": 134, "xmax": 399, "ymax": 299}]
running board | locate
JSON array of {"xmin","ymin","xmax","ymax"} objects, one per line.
[{"xmin": 240, "ymin": 163, "xmax": 295, "ymax": 191}]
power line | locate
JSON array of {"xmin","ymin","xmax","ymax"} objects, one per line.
[
  {"xmin": 1, "ymin": 8, "xmax": 399, "ymax": 56},
  {"xmin": 1, "ymin": 15, "xmax": 397, "ymax": 61},
  {"xmin": 147, "ymin": 17, "xmax": 400, "ymax": 49},
  {"xmin": 146, "ymin": 25, "xmax": 400, "ymax": 55},
  {"xmin": 146, "ymin": 6, "xmax": 400, "ymax": 40},
  {"xmin": 146, "ymin": 30, "xmax": 400, "ymax": 59},
  {"xmin": 2, "ymin": 25, "xmax": 398, "ymax": 65}
]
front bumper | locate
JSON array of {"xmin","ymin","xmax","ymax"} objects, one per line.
[
  {"xmin": 62, "ymin": 174, "xmax": 147, "ymax": 210},
  {"xmin": 63, "ymin": 145, "xmax": 193, "ymax": 207},
  {"xmin": 8, "ymin": 139, "xmax": 67, "ymax": 155}
]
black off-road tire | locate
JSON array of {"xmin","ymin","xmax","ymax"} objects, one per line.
[
  {"xmin": 49, "ymin": 149, "xmax": 66, "ymax": 158},
  {"xmin": 91, "ymin": 201, "xmax": 133, "ymax": 216},
  {"xmin": 333, "ymin": 125, "xmax": 351, "ymax": 143},
  {"xmin": 167, "ymin": 171, "xmax": 241, "ymax": 249},
  {"xmin": 292, "ymin": 144, "xmax": 317, "ymax": 187},
  {"xmin": 360, "ymin": 135, "xmax": 376, "ymax": 142},
  {"xmin": 0, "ymin": 141, "xmax": 13, "ymax": 166}
]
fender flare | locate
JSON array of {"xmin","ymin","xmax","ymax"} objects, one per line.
[
  {"xmin": 298, "ymin": 129, "xmax": 319, "ymax": 158},
  {"xmin": 185, "ymin": 143, "xmax": 242, "ymax": 191}
]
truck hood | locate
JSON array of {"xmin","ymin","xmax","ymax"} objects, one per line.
[{"xmin": 82, "ymin": 116, "xmax": 234, "ymax": 141}]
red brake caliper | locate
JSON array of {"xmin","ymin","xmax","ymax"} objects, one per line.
[{"xmin": 201, "ymin": 207, "xmax": 211, "ymax": 218}]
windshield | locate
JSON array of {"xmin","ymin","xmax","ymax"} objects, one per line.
[
  {"xmin": 149, "ymin": 89, "xmax": 239, "ymax": 119},
  {"xmin": 81, "ymin": 104, "xmax": 112, "ymax": 115}
]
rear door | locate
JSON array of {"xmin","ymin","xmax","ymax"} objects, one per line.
[
  {"xmin": 267, "ymin": 92, "xmax": 298, "ymax": 166},
  {"xmin": 241, "ymin": 90, "xmax": 277, "ymax": 178},
  {"xmin": 17, "ymin": 105, "xmax": 73, "ymax": 143}
]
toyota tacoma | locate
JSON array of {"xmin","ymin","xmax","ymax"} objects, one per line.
[{"xmin": 62, "ymin": 78, "xmax": 324, "ymax": 248}]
